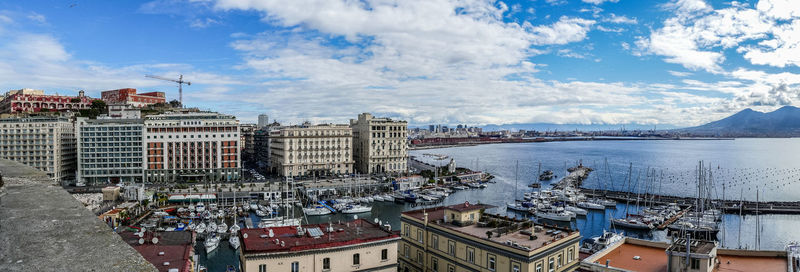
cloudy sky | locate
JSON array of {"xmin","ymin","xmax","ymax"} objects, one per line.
[{"xmin": 1, "ymin": 0, "xmax": 799, "ymax": 127}]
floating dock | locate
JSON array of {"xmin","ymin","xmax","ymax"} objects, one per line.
[{"xmin": 582, "ymin": 188, "xmax": 800, "ymax": 214}]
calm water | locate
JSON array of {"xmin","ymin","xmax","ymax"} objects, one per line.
[{"xmin": 202, "ymin": 139, "xmax": 800, "ymax": 268}]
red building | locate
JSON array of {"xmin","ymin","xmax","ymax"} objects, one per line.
[
  {"xmin": 102, "ymin": 88, "xmax": 166, "ymax": 107},
  {"xmin": 0, "ymin": 89, "xmax": 93, "ymax": 114}
]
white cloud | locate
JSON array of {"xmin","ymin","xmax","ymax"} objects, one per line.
[
  {"xmin": 529, "ymin": 16, "xmax": 596, "ymax": 45},
  {"xmin": 189, "ymin": 17, "xmax": 219, "ymax": 28},
  {"xmin": 603, "ymin": 13, "xmax": 637, "ymax": 24},
  {"xmin": 583, "ymin": 0, "xmax": 619, "ymax": 5},
  {"xmin": 26, "ymin": 12, "xmax": 46, "ymax": 24},
  {"xmin": 668, "ymin": 70, "xmax": 692, "ymax": 77}
]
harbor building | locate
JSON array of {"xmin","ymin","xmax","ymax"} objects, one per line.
[
  {"xmin": 269, "ymin": 123, "xmax": 353, "ymax": 177},
  {"xmin": 399, "ymin": 202, "xmax": 581, "ymax": 272},
  {"xmin": 238, "ymin": 219, "xmax": 399, "ymax": 272},
  {"xmin": 350, "ymin": 113, "xmax": 408, "ymax": 175},
  {"xmin": 0, "ymin": 116, "xmax": 76, "ymax": 183},
  {"xmin": 75, "ymin": 118, "xmax": 144, "ymax": 185},
  {"xmin": 101, "ymin": 88, "xmax": 166, "ymax": 108},
  {"xmin": 143, "ymin": 111, "xmax": 241, "ymax": 183},
  {"xmin": 0, "ymin": 89, "xmax": 93, "ymax": 114}
]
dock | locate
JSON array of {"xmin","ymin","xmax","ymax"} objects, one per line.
[
  {"xmin": 552, "ymin": 165, "xmax": 593, "ymax": 189},
  {"xmin": 656, "ymin": 208, "xmax": 690, "ymax": 230},
  {"xmin": 582, "ymin": 188, "xmax": 800, "ymax": 215}
]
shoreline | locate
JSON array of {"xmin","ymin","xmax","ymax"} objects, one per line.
[{"xmin": 409, "ymin": 136, "xmax": 735, "ymax": 150}]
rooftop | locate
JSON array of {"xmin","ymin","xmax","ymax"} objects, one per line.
[
  {"xmin": 668, "ymin": 238, "xmax": 716, "ymax": 255},
  {"xmin": 591, "ymin": 241, "xmax": 668, "ymax": 272},
  {"xmin": 240, "ymin": 219, "xmax": 398, "ymax": 255},
  {"xmin": 716, "ymin": 252, "xmax": 787, "ymax": 272},
  {"xmin": 444, "ymin": 201, "xmax": 486, "ymax": 212},
  {"xmin": 119, "ymin": 231, "xmax": 195, "ymax": 272}
]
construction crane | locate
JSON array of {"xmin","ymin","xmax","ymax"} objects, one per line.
[{"xmin": 145, "ymin": 74, "xmax": 191, "ymax": 108}]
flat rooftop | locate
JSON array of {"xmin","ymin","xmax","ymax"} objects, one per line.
[
  {"xmin": 119, "ymin": 231, "xmax": 194, "ymax": 272},
  {"xmin": 668, "ymin": 238, "xmax": 716, "ymax": 255},
  {"xmin": 241, "ymin": 219, "xmax": 398, "ymax": 255},
  {"xmin": 717, "ymin": 253, "xmax": 787, "ymax": 272},
  {"xmin": 402, "ymin": 204, "xmax": 576, "ymax": 252},
  {"xmin": 592, "ymin": 242, "xmax": 668, "ymax": 272},
  {"xmin": 0, "ymin": 159, "xmax": 156, "ymax": 271}
]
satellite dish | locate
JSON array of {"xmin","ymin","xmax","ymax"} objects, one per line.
[
  {"xmin": 374, "ymin": 218, "xmax": 379, "ymax": 223},
  {"xmin": 137, "ymin": 232, "xmax": 144, "ymax": 238},
  {"xmin": 138, "ymin": 238, "xmax": 145, "ymax": 245},
  {"xmin": 152, "ymin": 237, "xmax": 159, "ymax": 244},
  {"xmin": 243, "ymin": 233, "xmax": 248, "ymax": 239}
]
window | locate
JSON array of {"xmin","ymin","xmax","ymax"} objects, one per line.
[
  {"xmin": 512, "ymin": 263, "xmax": 521, "ymax": 272},
  {"xmin": 417, "ymin": 251, "xmax": 423, "ymax": 264},
  {"xmin": 418, "ymin": 229, "xmax": 424, "ymax": 243},
  {"xmin": 323, "ymin": 258, "xmax": 330, "ymax": 270},
  {"xmin": 467, "ymin": 247, "xmax": 475, "ymax": 263},
  {"xmin": 381, "ymin": 249, "xmax": 388, "ymax": 261},
  {"xmin": 432, "ymin": 234, "xmax": 439, "ymax": 250},
  {"xmin": 404, "ymin": 245, "xmax": 410, "ymax": 257},
  {"xmin": 258, "ymin": 264, "xmax": 266, "ymax": 272},
  {"xmin": 536, "ymin": 262, "xmax": 543, "ymax": 272},
  {"xmin": 404, "ymin": 224, "xmax": 410, "ymax": 236},
  {"xmin": 548, "ymin": 257, "xmax": 554, "ymax": 272},
  {"xmin": 691, "ymin": 258, "xmax": 700, "ymax": 269},
  {"xmin": 488, "ymin": 254, "xmax": 496, "ymax": 271},
  {"xmin": 353, "ymin": 253, "xmax": 360, "ymax": 266},
  {"xmin": 432, "ymin": 257, "xmax": 439, "ymax": 272},
  {"xmin": 558, "ymin": 254, "xmax": 562, "ymax": 267},
  {"xmin": 568, "ymin": 248, "xmax": 574, "ymax": 262},
  {"xmin": 448, "ymin": 240, "xmax": 456, "ymax": 256},
  {"xmin": 291, "ymin": 262, "xmax": 299, "ymax": 272},
  {"xmin": 448, "ymin": 265, "xmax": 455, "ymax": 272}
]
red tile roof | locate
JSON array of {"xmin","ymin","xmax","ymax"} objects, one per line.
[
  {"xmin": 119, "ymin": 231, "xmax": 194, "ymax": 272},
  {"xmin": 240, "ymin": 219, "xmax": 399, "ymax": 255}
]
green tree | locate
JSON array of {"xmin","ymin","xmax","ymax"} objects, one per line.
[{"xmin": 169, "ymin": 99, "xmax": 182, "ymax": 108}]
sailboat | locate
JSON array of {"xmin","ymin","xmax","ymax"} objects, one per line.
[
  {"xmin": 303, "ymin": 205, "xmax": 333, "ymax": 216},
  {"xmin": 229, "ymin": 234, "xmax": 240, "ymax": 250},
  {"xmin": 205, "ymin": 233, "xmax": 220, "ymax": 254},
  {"xmin": 507, "ymin": 161, "xmax": 529, "ymax": 212}
]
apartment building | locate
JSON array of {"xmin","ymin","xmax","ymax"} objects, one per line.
[
  {"xmin": 143, "ymin": 112, "xmax": 240, "ymax": 183},
  {"xmin": 0, "ymin": 89, "xmax": 93, "ymax": 114},
  {"xmin": 269, "ymin": 123, "xmax": 353, "ymax": 177},
  {"xmin": 240, "ymin": 124, "xmax": 256, "ymax": 163},
  {"xmin": 101, "ymin": 88, "xmax": 166, "ymax": 108},
  {"xmin": 239, "ymin": 219, "xmax": 399, "ymax": 272},
  {"xmin": 399, "ymin": 202, "xmax": 581, "ymax": 272},
  {"xmin": 350, "ymin": 113, "xmax": 408, "ymax": 175},
  {"xmin": 0, "ymin": 116, "xmax": 76, "ymax": 183},
  {"xmin": 75, "ymin": 118, "xmax": 144, "ymax": 185}
]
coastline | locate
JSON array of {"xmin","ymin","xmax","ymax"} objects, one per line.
[{"xmin": 409, "ymin": 136, "xmax": 735, "ymax": 150}]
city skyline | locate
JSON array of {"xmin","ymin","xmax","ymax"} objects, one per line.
[{"xmin": 0, "ymin": 0, "xmax": 798, "ymax": 127}]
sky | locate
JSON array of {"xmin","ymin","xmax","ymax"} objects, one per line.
[{"xmin": 0, "ymin": 0, "xmax": 799, "ymax": 128}]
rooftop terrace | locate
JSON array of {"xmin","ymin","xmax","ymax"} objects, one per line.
[{"xmin": 240, "ymin": 219, "xmax": 398, "ymax": 255}]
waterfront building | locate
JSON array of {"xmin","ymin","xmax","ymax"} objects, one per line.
[
  {"xmin": 119, "ymin": 230, "xmax": 196, "ymax": 272},
  {"xmin": 257, "ymin": 113, "xmax": 269, "ymax": 128},
  {"xmin": 269, "ymin": 123, "xmax": 353, "ymax": 177},
  {"xmin": 0, "ymin": 116, "xmax": 76, "ymax": 183},
  {"xmin": 240, "ymin": 124, "xmax": 256, "ymax": 163},
  {"xmin": 143, "ymin": 111, "xmax": 240, "ymax": 183},
  {"xmin": 0, "ymin": 89, "xmax": 93, "ymax": 114},
  {"xmin": 101, "ymin": 88, "xmax": 166, "ymax": 108},
  {"xmin": 350, "ymin": 113, "xmax": 408, "ymax": 175},
  {"xmin": 394, "ymin": 175, "xmax": 426, "ymax": 191},
  {"xmin": 399, "ymin": 202, "xmax": 581, "ymax": 272},
  {"xmin": 239, "ymin": 219, "xmax": 399, "ymax": 272},
  {"xmin": 75, "ymin": 118, "xmax": 144, "ymax": 185}
]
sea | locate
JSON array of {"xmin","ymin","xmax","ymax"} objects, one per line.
[{"xmin": 199, "ymin": 138, "xmax": 800, "ymax": 270}]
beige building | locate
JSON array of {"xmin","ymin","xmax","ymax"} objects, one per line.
[
  {"xmin": 269, "ymin": 123, "xmax": 353, "ymax": 177},
  {"xmin": 350, "ymin": 113, "xmax": 408, "ymax": 175},
  {"xmin": 400, "ymin": 202, "xmax": 581, "ymax": 272},
  {"xmin": 240, "ymin": 124, "xmax": 256, "ymax": 163},
  {"xmin": 239, "ymin": 219, "xmax": 399, "ymax": 272},
  {"xmin": 0, "ymin": 116, "xmax": 76, "ymax": 183}
]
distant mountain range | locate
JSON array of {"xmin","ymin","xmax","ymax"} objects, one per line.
[
  {"xmin": 680, "ymin": 106, "xmax": 800, "ymax": 137},
  {"xmin": 478, "ymin": 123, "xmax": 678, "ymax": 132}
]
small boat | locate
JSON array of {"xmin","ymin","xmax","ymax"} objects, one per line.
[
  {"xmin": 404, "ymin": 193, "xmax": 418, "ymax": 203},
  {"xmin": 565, "ymin": 206, "xmax": 588, "ymax": 216},
  {"xmin": 229, "ymin": 235, "xmax": 240, "ymax": 249},
  {"xmin": 341, "ymin": 204, "xmax": 372, "ymax": 214},
  {"xmin": 539, "ymin": 170, "xmax": 555, "ymax": 181},
  {"xmin": 507, "ymin": 202, "xmax": 531, "ymax": 212},
  {"xmin": 195, "ymin": 222, "xmax": 207, "ymax": 234},
  {"xmin": 577, "ymin": 201, "xmax": 605, "ymax": 210},
  {"xmin": 303, "ymin": 206, "xmax": 332, "ymax": 216},
  {"xmin": 611, "ymin": 218, "xmax": 654, "ymax": 230},
  {"xmin": 229, "ymin": 223, "xmax": 241, "ymax": 234},
  {"xmin": 452, "ymin": 185, "xmax": 468, "ymax": 190},
  {"xmin": 384, "ymin": 194, "xmax": 395, "ymax": 202},
  {"xmin": 534, "ymin": 209, "xmax": 572, "ymax": 222},
  {"xmin": 204, "ymin": 234, "xmax": 220, "ymax": 254},
  {"xmin": 373, "ymin": 195, "xmax": 385, "ymax": 202},
  {"xmin": 597, "ymin": 198, "xmax": 617, "ymax": 207},
  {"xmin": 249, "ymin": 203, "xmax": 259, "ymax": 211},
  {"xmin": 196, "ymin": 203, "xmax": 206, "ymax": 213},
  {"xmin": 207, "ymin": 222, "xmax": 218, "ymax": 233},
  {"xmin": 188, "ymin": 204, "xmax": 196, "ymax": 212},
  {"xmin": 258, "ymin": 217, "xmax": 301, "ymax": 228},
  {"xmin": 217, "ymin": 222, "xmax": 228, "ymax": 234},
  {"xmin": 529, "ymin": 182, "xmax": 541, "ymax": 188},
  {"xmin": 255, "ymin": 210, "xmax": 267, "ymax": 217}
]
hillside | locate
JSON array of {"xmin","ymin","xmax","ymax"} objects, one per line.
[{"xmin": 682, "ymin": 106, "xmax": 800, "ymax": 136}]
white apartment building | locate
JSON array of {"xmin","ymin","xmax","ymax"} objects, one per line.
[
  {"xmin": 75, "ymin": 118, "xmax": 144, "ymax": 185},
  {"xmin": 270, "ymin": 123, "xmax": 353, "ymax": 177},
  {"xmin": 143, "ymin": 112, "xmax": 240, "ymax": 183},
  {"xmin": 350, "ymin": 113, "xmax": 408, "ymax": 175},
  {"xmin": 0, "ymin": 116, "xmax": 76, "ymax": 183}
]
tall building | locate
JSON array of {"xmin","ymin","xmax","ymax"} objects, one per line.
[
  {"xmin": 143, "ymin": 112, "xmax": 240, "ymax": 183},
  {"xmin": 399, "ymin": 202, "xmax": 581, "ymax": 272},
  {"xmin": 240, "ymin": 124, "xmax": 257, "ymax": 164},
  {"xmin": 257, "ymin": 114, "xmax": 269, "ymax": 129},
  {"xmin": 75, "ymin": 118, "xmax": 144, "ymax": 185},
  {"xmin": 0, "ymin": 89, "xmax": 93, "ymax": 114},
  {"xmin": 101, "ymin": 88, "xmax": 166, "ymax": 108},
  {"xmin": 269, "ymin": 123, "xmax": 353, "ymax": 177},
  {"xmin": 239, "ymin": 219, "xmax": 399, "ymax": 272},
  {"xmin": 350, "ymin": 113, "xmax": 408, "ymax": 175},
  {"xmin": 0, "ymin": 116, "xmax": 76, "ymax": 183}
]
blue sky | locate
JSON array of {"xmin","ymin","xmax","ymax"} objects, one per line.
[{"xmin": 0, "ymin": 0, "xmax": 799, "ymax": 127}]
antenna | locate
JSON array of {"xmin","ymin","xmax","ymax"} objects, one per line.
[{"xmin": 144, "ymin": 74, "xmax": 191, "ymax": 107}]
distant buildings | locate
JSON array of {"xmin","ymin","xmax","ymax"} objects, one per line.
[
  {"xmin": 238, "ymin": 219, "xmax": 399, "ymax": 272},
  {"xmin": 0, "ymin": 116, "xmax": 76, "ymax": 183},
  {"xmin": 350, "ymin": 113, "xmax": 408, "ymax": 175},
  {"xmin": 143, "ymin": 112, "xmax": 241, "ymax": 183},
  {"xmin": 399, "ymin": 202, "xmax": 581, "ymax": 272},
  {"xmin": 257, "ymin": 113, "xmax": 269, "ymax": 129},
  {"xmin": 75, "ymin": 118, "xmax": 144, "ymax": 185},
  {"xmin": 240, "ymin": 124, "xmax": 257, "ymax": 164},
  {"xmin": 269, "ymin": 123, "xmax": 353, "ymax": 177},
  {"xmin": 101, "ymin": 88, "xmax": 166, "ymax": 108},
  {"xmin": 0, "ymin": 89, "xmax": 93, "ymax": 114}
]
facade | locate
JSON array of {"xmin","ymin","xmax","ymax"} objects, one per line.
[
  {"xmin": 75, "ymin": 118, "xmax": 144, "ymax": 185},
  {"xmin": 0, "ymin": 116, "xmax": 76, "ymax": 183},
  {"xmin": 240, "ymin": 124, "xmax": 256, "ymax": 163},
  {"xmin": 107, "ymin": 104, "xmax": 142, "ymax": 119},
  {"xmin": 269, "ymin": 123, "xmax": 353, "ymax": 177},
  {"xmin": 257, "ymin": 113, "xmax": 269, "ymax": 128},
  {"xmin": 0, "ymin": 89, "xmax": 93, "ymax": 114},
  {"xmin": 239, "ymin": 219, "xmax": 399, "ymax": 272},
  {"xmin": 101, "ymin": 88, "xmax": 166, "ymax": 108},
  {"xmin": 143, "ymin": 112, "xmax": 240, "ymax": 183},
  {"xmin": 399, "ymin": 202, "xmax": 581, "ymax": 272},
  {"xmin": 350, "ymin": 113, "xmax": 408, "ymax": 175}
]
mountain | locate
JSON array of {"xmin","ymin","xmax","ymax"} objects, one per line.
[
  {"xmin": 478, "ymin": 123, "xmax": 678, "ymax": 132},
  {"xmin": 681, "ymin": 106, "xmax": 800, "ymax": 136}
]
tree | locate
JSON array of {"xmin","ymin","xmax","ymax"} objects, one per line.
[
  {"xmin": 169, "ymin": 99, "xmax": 182, "ymax": 108},
  {"xmin": 91, "ymin": 99, "xmax": 107, "ymax": 113}
]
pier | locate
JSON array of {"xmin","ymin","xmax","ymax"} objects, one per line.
[
  {"xmin": 581, "ymin": 188, "xmax": 800, "ymax": 214},
  {"xmin": 655, "ymin": 208, "xmax": 690, "ymax": 230},
  {"xmin": 552, "ymin": 165, "xmax": 593, "ymax": 189}
]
